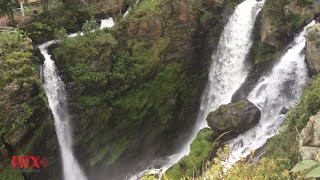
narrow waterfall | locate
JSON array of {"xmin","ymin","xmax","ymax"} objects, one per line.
[
  {"xmin": 38, "ymin": 19, "xmax": 114, "ymax": 180},
  {"xmin": 228, "ymin": 20, "xmax": 316, "ymax": 164},
  {"xmin": 130, "ymin": 1, "xmax": 265, "ymax": 178},
  {"xmin": 39, "ymin": 41, "xmax": 87, "ymax": 180}
]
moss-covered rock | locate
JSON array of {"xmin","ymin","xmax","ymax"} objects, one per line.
[
  {"xmin": 306, "ymin": 23, "xmax": 320, "ymax": 74},
  {"xmin": 165, "ymin": 128, "xmax": 218, "ymax": 180},
  {"xmin": 206, "ymin": 100, "xmax": 261, "ymax": 134},
  {"xmin": 0, "ymin": 31, "xmax": 59, "ymax": 179}
]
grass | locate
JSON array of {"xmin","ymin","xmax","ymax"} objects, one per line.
[{"xmin": 165, "ymin": 128, "xmax": 216, "ymax": 179}]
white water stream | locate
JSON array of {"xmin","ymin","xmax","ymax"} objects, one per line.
[
  {"xmin": 129, "ymin": 0, "xmax": 265, "ymax": 178},
  {"xmin": 39, "ymin": 19, "xmax": 114, "ymax": 180},
  {"xmin": 40, "ymin": 41, "xmax": 87, "ymax": 180},
  {"xmin": 227, "ymin": 20, "xmax": 316, "ymax": 164}
]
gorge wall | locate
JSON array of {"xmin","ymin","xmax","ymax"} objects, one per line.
[
  {"xmin": 49, "ymin": 0, "xmax": 243, "ymax": 179},
  {"xmin": 1, "ymin": 0, "xmax": 320, "ymax": 179}
]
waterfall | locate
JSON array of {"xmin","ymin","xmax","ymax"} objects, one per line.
[
  {"xmin": 39, "ymin": 41, "xmax": 87, "ymax": 180},
  {"xmin": 129, "ymin": 0, "xmax": 265, "ymax": 178},
  {"xmin": 227, "ymin": 20, "xmax": 316, "ymax": 164},
  {"xmin": 38, "ymin": 18, "xmax": 114, "ymax": 180},
  {"xmin": 100, "ymin": 18, "xmax": 115, "ymax": 29}
]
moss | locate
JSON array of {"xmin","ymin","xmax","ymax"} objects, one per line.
[
  {"xmin": 52, "ymin": 0, "xmax": 227, "ymax": 172},
  {"xmin": 165, "ymin": 128, "xmax": 216, "ymax": 179},
  {"xmin": 0, "ymin": 162, "xmax": 24, "ymax": 180},
  {"xmin": 0, "ymin": 31, "xmax": 58, "ymax": 179},
  {"xmin": 254, "ymin": 42, "xmax": 278, "ymax": 64}
]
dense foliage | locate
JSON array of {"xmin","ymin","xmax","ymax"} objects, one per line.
[{"xmin": 0, "ymin": 31, "xmax": 58, "ymax": 180}]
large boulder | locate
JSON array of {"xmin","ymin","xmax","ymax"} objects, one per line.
[
  {"xmin": 306, "ymin": 24, "xmax": 320, "ymax": 74},
  {"xmin": 206, "ymin": 100, "xmax": 261, "ymax": 134},
  {"xmin": 299, "ymin": 111, "xmax": 320, "ymax": 160}
]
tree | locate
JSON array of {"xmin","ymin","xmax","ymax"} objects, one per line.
[
  {"xmin": 42, "ymin": 0, "xmax": 49, "ymax": 12},
  {"xmin": 19, "ymin": 0, "xmax": 25, "ymax": 16},
  {"xmin": 61, "ymin": 0, "xmax": 81, "ymax": 9},
  {"xmin": 0, "ymin": 0, "xmax": 16, "ymax": 24}
]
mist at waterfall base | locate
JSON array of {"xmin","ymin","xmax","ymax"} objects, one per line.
[
  {"xmin": 226, "ymin": 20, "xmax": 316, "ymax": 165},
  {"xmin": 128, "ymin": 0, "xmax": 265, "ymax": 179}
]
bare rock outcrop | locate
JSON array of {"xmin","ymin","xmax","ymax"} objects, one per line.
[
  {"xmin": 306, "ymin": 23, "xmax": 320, "ymax": 74},
  {"xmin": 299, "ymin": 112, "xmax": 320, "ymax": 160}
]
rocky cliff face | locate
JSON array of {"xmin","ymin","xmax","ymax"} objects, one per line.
[
  {"xmin": 251, "ymin": 0, "xmax": 319, "ymax": 65},
  {"xmin": 299, "ymin": 111, "xmax": 320, "ymax": 161},
  {"xmin": 307, "ymin": 23, "xmax": 320, "ymax": 74},
  {"xmin": 47, "ymin": 0, "xmax": 242, "ymax": 179},
  {"xmin": 0, "ymin": 32, "xmax": 59, "ymax": 179},
  {"xmin": 260, "ymin": 0, "xmax": 319, "ymax": 49}
]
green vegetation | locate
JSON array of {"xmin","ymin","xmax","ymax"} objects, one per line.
[
  {"xmin": 264, "ymin": 76, "xmax": 320, "ymax": 170},
  {"xmin": 144, "ymin": 146, "xmax": 290, "ymax": 180},
  {"xmin": 0, "ymin": 0, "xmax": 17, "ymax": 24},
  {"xmin": 262, "ymin": 0, "xmax": 316, "ymax": 45},
  {"xmin": 290, "ymin": 159, "xmax": 320, "ymax": 178},
  {"xmin": 0, "ymin": 32, "xmax": 41, "ymax": 135},
  {"xmin": 143, "ymin": 75, "xmax": 320, "ymax": 180},
  {"xmin": 23, "ymin": 7, "xmax": 91, "ymax": 43},
  {"xmin": 254, "ymin": 42, "xmax": 278, "ymax": 64},
  {"xmin": 297, "ymin": 0, "xmax": 314, "ymax": 6},
  {"xmin": 0, "ymin": 30, "xmax": 58, "ymax": 179},
  {"xmin": 198, "ymin": 146, "xmax": 290, "ymax": 180},
  {"xmin": 51, "ymin": 0, "xmax": 219, "ymax": 170},
  {"xmin": 82, "ymin": 17, "xmax": 99, "ymax": 34},
  {"xmin": 165, "ymin": 128, "xmax": 217, "ymax": 179},
  {"xmin": 253, "ymin": 0, "xmax": 319, "ymax": 64}
]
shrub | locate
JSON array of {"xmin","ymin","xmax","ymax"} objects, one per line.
[{"xmin": 82, "ymin": 17, "xmax": 98, "ymax": 35}]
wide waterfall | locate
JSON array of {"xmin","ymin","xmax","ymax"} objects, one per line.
[
  {"xmin": 39, "ymin": 41, "xmax": 87, "ymax": 180},
  {"xmin": 130, "ymin": 0, "xmax": 265, "ymax": 178},
  {"xmin": 227, "ymin": 20, "xmax": 316, "ymax": 164}
]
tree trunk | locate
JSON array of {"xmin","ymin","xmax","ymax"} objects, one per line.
[{"xmin": 20, "ymin": 2, "xmax": 25, "ymax": 16}]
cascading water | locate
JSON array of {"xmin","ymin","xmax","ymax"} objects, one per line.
[
  {"xmin": 227, "ymin": 20, "xmax": 316, "ymax": 165},
  {"xmin": 129, "ymin": 0, "xmax": 265, "ymax": 178},
  {"xmin": 100, "ymin": 18, "xmax": 115, "ymax": 29},
  {"xmin": 39, "ymin": 41, "xmax": 87, "ymax": 180},
  {"xmin": 38, "ymin": 19, "xmax": 114, "ymax": 180}
]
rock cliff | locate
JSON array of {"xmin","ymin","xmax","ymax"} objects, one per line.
[{"xmin": 307, "ymin": 23, "xmax": 320, "ymax": 74}]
